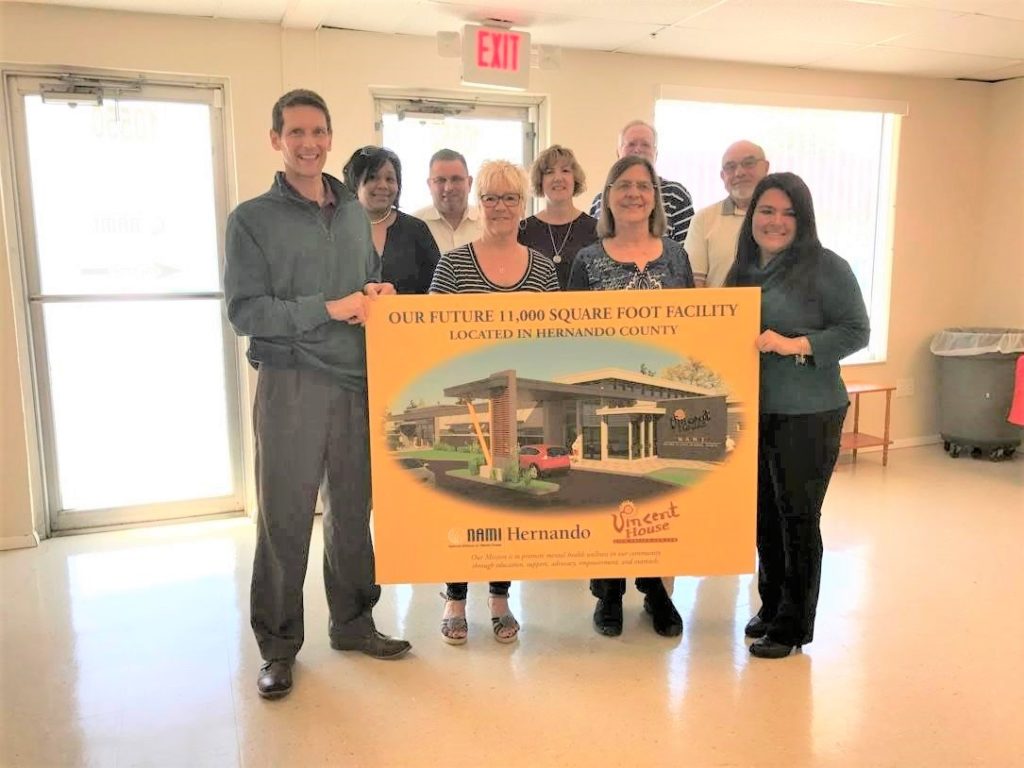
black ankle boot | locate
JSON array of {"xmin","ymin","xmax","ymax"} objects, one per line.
[
  {"xmin": 643, "ymin": 593, "xmax": 683, "ymax": 637},
  {"xmin": 593, "ymin": 598, "xmax": 623, "ymax": 636}
]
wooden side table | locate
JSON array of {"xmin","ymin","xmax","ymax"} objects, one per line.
[{"xmin": 841, "ymin": 382, "xmax": 896, "ymax": 466}]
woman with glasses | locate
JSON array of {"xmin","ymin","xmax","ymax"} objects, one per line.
[
  {"xmin": 568, "ymin": 155, "xmax": 694, "ymax": 639},
  {"xmin": 429, "ymin": 160, "xmax": 559, "ymax": 645},
  {"xmin": 725, "ymin": 172, "xmax": 868, "ymax": 659},
  {"xmin": 343, "ymin": 146, "xmax": 440, "ymax": 295},
  {"xmin": 518, "ymin": 145, "xmax": 598, "ymax": 289}
]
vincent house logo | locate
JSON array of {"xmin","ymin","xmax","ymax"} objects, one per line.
[
  {"xmin": 670, "ymin": 407, "xmax": 711, "ymax": 431},
  {"xmin": 611, "ymin": 499, "xmax": 680, "ymax": 542}
]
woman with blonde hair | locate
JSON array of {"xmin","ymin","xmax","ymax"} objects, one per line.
[{"xmin": 430, "ymin": 159, "xmax": 559, "ymax": 644}]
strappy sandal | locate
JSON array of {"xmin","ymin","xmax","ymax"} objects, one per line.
[
  {"xmin": 486, "ymin": 598, "xmax": 521, "ymax": 645},
  {"xmin": 440, "ymin": 594, "xmax": 468, "ymax": 645},
  {"xmin": 490, "ymin": 613, "xmax": 520, "ymax": 643}
]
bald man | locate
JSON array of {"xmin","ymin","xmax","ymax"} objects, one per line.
[
  {"xmin": 684, "ymin": 140, "xmax": 769, "ymax": 287},
  {"xmin": 589, "ymin": 119, "xmax": 695, "ymax": 244}
]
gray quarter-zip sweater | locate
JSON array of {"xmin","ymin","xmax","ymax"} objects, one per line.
[{"xmin": 224, "ymin": 172, "xmax": 381, "ymax": 391}]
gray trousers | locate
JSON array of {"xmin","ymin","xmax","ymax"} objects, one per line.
[{"xmin": 251, "ymin": 366, "xmax": 380, "ymax": 662}]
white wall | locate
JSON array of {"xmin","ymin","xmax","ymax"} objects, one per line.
[{"xmin": 0, "ymin": 2, "xmax": 1017, "ymax": 542}]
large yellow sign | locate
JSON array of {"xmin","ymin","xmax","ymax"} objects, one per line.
[{"xmin": 366, "ymin": 288, "xmax": 760, "ymax": 583}]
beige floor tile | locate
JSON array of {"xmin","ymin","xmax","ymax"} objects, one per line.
[{"xmin": 1, "ymin": 447, "xmax": 1022, "ymax": 767}]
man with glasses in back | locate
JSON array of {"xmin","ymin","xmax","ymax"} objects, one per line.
[
  {"xmin": 590, "ymin": 119, "xmax": 695, "ymax": 245},
  {"xmin": 685, "ymin": 140, "xmax": 770, "ymax": 287},
  {"xmin": 415, "ymin": 148, "xmax": 483, "ymax": 253}
]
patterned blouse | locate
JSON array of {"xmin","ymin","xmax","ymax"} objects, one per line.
[{"xmin": 567, "ymin": 237, "xmax": 695, "ymax": 291}]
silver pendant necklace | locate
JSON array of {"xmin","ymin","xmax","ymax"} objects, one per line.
[{"xmin": 546, "ymin": 218, "xmax": 575, "ymax": 264}]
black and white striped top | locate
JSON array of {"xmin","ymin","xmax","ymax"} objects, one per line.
[
  {"xmin": 589, "ymin": 177, "xmax": 695, "ymax": 244},
  {"xmin": 428, "ymin": 243, "xmax": 560, "ymax": 294}
]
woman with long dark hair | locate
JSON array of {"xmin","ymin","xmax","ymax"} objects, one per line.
[{"xmin": 725, "ymin": 172, "xmax": 869, "ymax": 659}]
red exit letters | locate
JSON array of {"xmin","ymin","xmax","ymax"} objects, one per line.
[{"xmin": 476, "ymin": 28, "xmax": 522, "ymax": 71}]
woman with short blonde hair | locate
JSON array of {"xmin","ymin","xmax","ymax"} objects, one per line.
[{"xmin": 430, "ymin": 159, "xmax": 559, "ymax": 644}]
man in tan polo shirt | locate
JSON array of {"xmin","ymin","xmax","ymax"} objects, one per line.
[{"xmin": 684, "ymin": 140, "xmax": 769, "ymax": 287}]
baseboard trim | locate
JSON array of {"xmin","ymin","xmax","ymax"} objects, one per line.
[
  {"xmin": 0, "ymin": 531, "xmax": 40, "ymax": 551},
  {"xmin": 840, "ymin": 434, "xmax": 941, "ymax": 455},
  {"xmin": 893, "ymin": 434, "xmax": 942, "ymax": 449}
]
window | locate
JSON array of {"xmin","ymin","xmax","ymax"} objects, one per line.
[
  {"xmin": 375, "ymin": 95, "xmax": 539, "ymax": 215},
  {"xmin": 655, "ymin": 89, "xmax": 903, "ymax": 363}
]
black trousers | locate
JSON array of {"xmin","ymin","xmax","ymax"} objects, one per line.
[
  {"xmin": 755, "ymin": 406, "xmax": 847, "ymax": 646},
  {"xmin": 589, "ymin": 577, "xmax": 667, "ymax": 601}
]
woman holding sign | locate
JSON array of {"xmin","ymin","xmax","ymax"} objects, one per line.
[
  {"xmin": 725, "ymin": 172, "xmax": 869, "ymax": 659},
  {"xmin": 429, "ymin": 159, "xmax": 559, "ymax": 644},
  {"xmin": 568, "ymin": 155, "xmax": 694, "ymax": 639}
]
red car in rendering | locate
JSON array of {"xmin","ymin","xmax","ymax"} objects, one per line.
[{"xmin": 518, "ymin": 444, "xmax": 571, "ymax": 478}]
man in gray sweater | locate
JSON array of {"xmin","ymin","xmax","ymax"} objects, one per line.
[{"xmin": 224, "ymin": 89, "xmax": 410, "ymax": 700}]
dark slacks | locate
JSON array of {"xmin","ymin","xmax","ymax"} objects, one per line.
[
  {"xmin": 445, "ymin": 582, "xmax": 511, "ymax": 600},
  {"xmin": 589, "ymin": 577, "xmax": 667, "ymax": 601},
  {"xmin": 755, "ymin": 406, "xmax": 847, "ymax": 646},
  {"xmin": 250, "ymin": 367, "xmax": 380, "ymax": 662}
]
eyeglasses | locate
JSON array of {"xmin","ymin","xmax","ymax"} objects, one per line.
[
  {"xmin": 722, "ymin": 156, "xmax": 764, "ymax": 174},
  {"xmin": 480, "ymin": 193, "xmax": 522, "ymax": 207},
  {"xmin": 609, "ymin": 180, "xmax": 655, "ymax": 194},
  {"xmin": 430, "ymin": 175, "xmax": 468, "ymax": 187}
]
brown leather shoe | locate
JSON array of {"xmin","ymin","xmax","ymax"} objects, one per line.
[
  {"xmin": 257, "ymin": 659, "xmax": 293, "ymax": 700},
  {"xmin": 330, "ymin": 630, "xmax": 411, "ymax": 660}
]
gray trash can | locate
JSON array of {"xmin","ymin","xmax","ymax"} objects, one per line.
[{"xmin": 930, "ymin": 327, "xmax": 1024, "ymax": 460}]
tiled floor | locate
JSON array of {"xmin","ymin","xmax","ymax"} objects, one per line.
[{"xmin": 1, "ymin": 446, "xmax": 1022, "ymax": 767}]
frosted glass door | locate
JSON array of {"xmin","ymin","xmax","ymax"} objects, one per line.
[{"xmin": 12, "ymin": 82, "xmax": 243, "ymax": 531}]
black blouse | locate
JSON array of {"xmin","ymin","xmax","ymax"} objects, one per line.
[
  {"xmin": 380, "ymin": 210, "xmax": 442, "ymax": 295},
  {"xmin": 517, "ymin": 212, "xmax": 598, "ymax": 290}
]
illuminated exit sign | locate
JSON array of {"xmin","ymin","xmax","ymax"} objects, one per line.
[{"xmin": 462, "ymin": 24, "xmax": 531, "ymax": 90}]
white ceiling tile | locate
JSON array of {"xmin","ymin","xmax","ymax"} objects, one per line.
[
  {"xmin": 321, "ymin": 1, "xmax": 435, "ymax": 32},
  {"xmin": 216, "ymin": 0, "xmax": 288, "ymax": 22},
  {"xmin": 16, "ymin": 0, "xmax": 225, "ymax": 16},
  {"xmin": 809, "ymin": 43, "xmax": 1020, "ymax": 77},
  {"xmin": 673, "ymin": 0, "xmax": 962, "ymax": 45},
  {"xmin": 885, "ymin": 12, "xmax": 1024, "ymax": 57},
  {"xmin": 620, "ymin": 25, "xmax": 866, "ymax": 68},
  {"xmin": 966, "ymin": 60, "xmax": 1024, "ymax": 80},
  {"xmin": 512, "ymin": 16, "xmax": 666, "ymax": 50},
  {"xmin": 429, "ymin": 0, "xmax": 724, "ymax": 25},
  {"xmin": 851, "ymin": 0, "xmax": 1024, "ymax": 22},
  {"xmin": 353, "ymin": 5, "xmax": 667, "ymax": 52}
]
